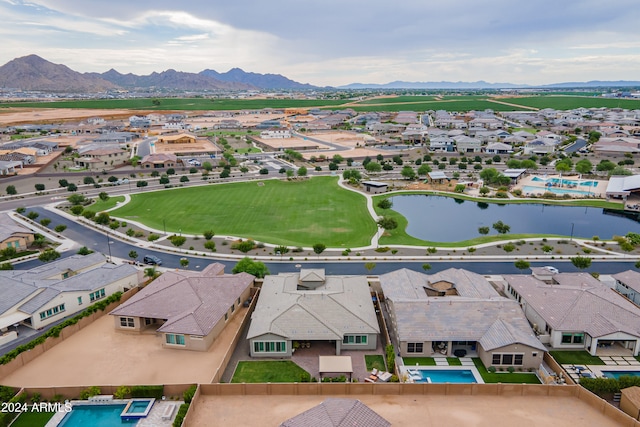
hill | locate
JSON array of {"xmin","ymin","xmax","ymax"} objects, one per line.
[{"xmin": 200, "ymin": 67, "xmax": 317, "ymax": 90}]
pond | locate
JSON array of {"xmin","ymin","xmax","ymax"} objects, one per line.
[{"xmin": 389, "ymin": 195, "xmax": 640, "ymax": 242}]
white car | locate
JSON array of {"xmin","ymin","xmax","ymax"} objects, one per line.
[{"xmin": 187, "ymin": 159, "xmax": 201, "ymax": 166}]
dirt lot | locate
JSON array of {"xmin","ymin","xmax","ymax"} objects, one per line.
[
  {"xmin": 0, "ymin": 108, "xmax": 141, "ymax": 126},
  {"xmin": 0, "ymin": 306, "xmax": 248, "ymax": 387},
  {"xmin": 189, "ymin": 394, "xmax": 625, "ymax": 427}
]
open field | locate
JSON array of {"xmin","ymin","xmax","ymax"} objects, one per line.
[
  {"xmin": 354, "ymin": 95, "xmax": 439, "ymax": 104},
  {"xmin": 346, "ymin": 99, "xmax": 523, "ymax": 112},
  {"xmin": 110, "ymin": 177, "xmax": 377, "ymax": 247},
  {"xmin": 0, "ymin": 98, "xmax": 351, "ymax": 111},
  {"xmin": 498, "ymin": 95, "xmax": 640, "ymax": 110}
]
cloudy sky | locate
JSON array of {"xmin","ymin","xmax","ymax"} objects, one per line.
[{"xmin": 1, "ymin": 0, "xmax": 639, "ymax": 86}]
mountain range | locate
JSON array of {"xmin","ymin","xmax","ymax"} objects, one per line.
[
  {"xmin": 0, "ymin": 55, "xmax": 638, "ymax": 93},
  {"xmin": 0, "ymin": 55, "xmax": 317, "ymax": 92}
]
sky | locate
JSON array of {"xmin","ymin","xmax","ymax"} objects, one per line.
[{"xmin": 1, "ymin": 0, "xmax": 639, "ymax": 87}]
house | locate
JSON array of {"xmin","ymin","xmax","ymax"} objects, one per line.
[
  {"xmin": 247, "ymin": 269, "xmax": 379, "ymax": 357},
  {"xmin": 141, "ymin": 153, "xmax": 177, "ymax": 169},
  {"xmin": 0, "ymin": 213, "xmax": 34, "ymax": 250},
  {"xmin": 379, "ymin": 268, "xmax": 545, "ymax": 370},
  {"xmin": 485, "ymin": 142, "xmax": 513, "ymax": 155},
  {"xmin": 454, "ymin": 136, "xmax": 482, "ymax": 153},
  {"xmin": 260, "ymin": 129, "xmax": 291, "ymax": 139},
  {"xmin": 606, "ymin": 175, "xmax": 640, "ymax": 201},
  {"xmin": 93, "ymin": 132, "xmax": 138, "ymax": 144},
  {"xmin": 613, "ymin": 270, "xmax": 640, "ymax": 306},
  {"xmin": 110, "ymin": 263, "xmax": 254, "ymax": 351},
  {"xmin": 361, "ymin": 181, "xmax": 388, "ymax": 194},
  {"xmin": 0, "ymin": 253, "xmax": 139, "ymax": 334},
  {"xmin": 503, "ymin": 272, "xmax": 640, "ymax": 356},
  {"xmin": 429, "ymin": 136, "xmax": 455, "ymax": 152},
  {"xmin": 0, "ymin": 160, "xmax": 22, "ymax": 175},
  {"xmin": 523, "ymin": 138, "xmax": 558, "ymax": 155},
  {"xmin": 74, "ymin": 147, "xmax": 129, "ymax": 171},
  {"xmin": 157, "ymin": 133, "xmax": 197, "ymax": 144},
  {"xmin": 280, "ymin": 399, "xmax": 390, "ymax": 427}
]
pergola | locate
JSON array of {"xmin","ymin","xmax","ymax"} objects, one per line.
[{"xmin": 318, "ymin": 356, "xmax": 353, "ymax": 381}]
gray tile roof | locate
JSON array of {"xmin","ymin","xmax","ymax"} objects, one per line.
[
  {"xmin": 0, "ymin": 277, "xmax": 37, "ymax": 314},
  {"xmin": 247, "ymin": 271, "xmax": 379, "ymax": 340},
  {"xmin": 50, "ymin": 263, "xmax": 137, "ymax": 292},
  {"xmin": 18, "ymin": 288, "xmax": 61, "ymax": 314},
  {"xmin": 11, "ymin": 253, "xmax": 106, "ymax": 283},
  {"xmin": 110, "ymin": 263, "xmax": 253, "ymax": 336},
  {"xmin": 280, "ymin": 398, "xmax": 390, "ymax": 427},
  {"xmin": 613, "ymin": 270, "xmax": 640, "ymax": 293},
  {"xmin": 504, "ymin": 273, "xmax": 640, "ymax": 338},
  {"xmin": 0, "ymin": 213, "xmax": 33, "ymax": 242}
]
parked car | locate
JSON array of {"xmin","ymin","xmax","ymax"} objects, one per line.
[
  {"xmin": 143, "ymin": 255, "xmax": 162, "ymax": 265},
  {"xmin": 187, "ymin": 159, "xmax": 201, "ymax": 166}
]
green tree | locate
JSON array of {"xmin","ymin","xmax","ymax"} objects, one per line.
[
  {"xmin": 220, "ymin": 169, "xmax": 231, "ymax": 178},
  {"xmin": 40, "ymin": 218, "xmax": 52, "ymax": 227},
  {"xmin": 610, "ymin": 166, "xmax": 632, "ymax": 176},
  {"xmin": 95, "ymin": 212, "xmax": 110, "ymax": 225},
  {"xmin": 203, "ymin": 230, "xmax": 215, "ymax": 240},
  {"xmin": 479, "ymin": 187, "xmax": 490, "ymax": 196},
  {"xmin": 571, "ymin": 256, "xmax": 592, "ymax": 270},
  {"xmin": 70, "ymin": 205, "xmax": 84, "ymax": 215},
  {"xmin": 67, "ymin": 183, "xmax": 78, "ymax": 192},
  {"xmin": 521, "ymin": 159, "xmax": 537, "ymax": 170},
  {"xmin": 58, "ymin": 179, "xmax": 69, "ymax": 187},
  {"xmin": 417, "ymin": 163, "xmax": 432, "ymax": 176},
  {"xmin": 27, "ymin": 211, "xmax": 39, "ymax": 220},
  {"xmin": 343, "ymin": 169, "xmax": 362, "ymax": 181},
  {"xmin": 54, "ymin": 224, "xmax": 67, "ymax": 233},
  {"xmin": 83, "ymin": 176, "xmax": 95, "ymax": 185},
  {"xmin": 297, "ymin": 166, "xmax": 308, "ymax": 177},
  {"xmin": 365, "ymin": 162, "xmax": 382, "ymax": 172},
  {"xmin": 478, "ymin": 226, "xmax": 490, "ymax": 235},
  {"xmin": 169, "ymin": 235, "xmax": 187, "ymax": 248},
  {"xmin": 108, "ymin": 176, "xmax": 118, "ymax": 183},
  {"xmin": 137, "ymin": 180, "xmax": 148, "ymax": 188},
  {"xmin": 35, "ymin": 183, "xmax": 45, "ymax": 192},
  {"xmin": 454, "ymin": 184, "xmax": 466, "ymax": 193},
  {"xmin": 0, "ymin": 262, "xmax": 13, "ymax": 270},
  {"xmin": 77, "ymin": 246, "xmax": 93, "ymax": 255},
  {"xmin": 555, "ymin": 158, "xmax": 573, "ymax": 174},
  {"xmin": 274, "ymin": 245, "xmax": 289, "ymax": 256},
  {"xmin": 180, "ymin": 258, "xmax": 189, "ymax": 268},
  {"xmin": 232, "ymin": 257, "xmax": 270, "ymax": 278},
  {"xmin": 575, "ymin": 159, "xmax": 593, "ymax": 175},
  {"xmin": 313, "ymin": 243, "xmax": 326, "ymax": 256},
  {"xmin": 514, "ymin": 260, "xmax": 531, "ymax": 270},
  {"xmin": 159, "ymin": 175, "xmax": 170, "ymax": 185},
  {"xmin": 234, "ymin": 239, "xmax": 255, "ymax": 253},
  {"xmin": 422, "ymin": 263, "xmax": 431, "ymax": 271},
  {"xmin": 38, "ymin": 249, "xmax": 61, "ymax": 263},
  {"xmin": 364, "ymin": 262, "xmax": 376, "ymax": 273},
  {"xmin": 68, "ymin": 193, "xmax": 86, "ymax": 205},
  {"xmin": 180, "ymin": 175, "xmax": 190, "ymax": 183},
  {"xmin": 151, "ymin": 98, "xmax": 161, "ymax": 106},
  {"xmin": 202, "ymin": 161, "xmax": 213, "ymax": 172},
  {"xmin": 377, "ymin": 216, "xmax": 398, "ymax": 231},
  {"xmin": 401, "ymin": 166, "xmax": 416, "ymax": 180},
  {"xmin": 377, "ymin": 199, "xmax": 393, "ymax": 209},
  {"xmin": 98, "ymin": 192, "xmax": 109, "ymax": 201},
  {"xmin": 128, "ymin": 250, "xmax": 138, "ymax": 261},
  {"xmin": 204, "ymin": 241, "xmax": 216, "ymax": 252},
  {"xmin": 6, "ymin": 185, "xmax": 17, "ymax": 195}
]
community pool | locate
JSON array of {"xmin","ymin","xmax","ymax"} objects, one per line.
[
  {"xmin": 58, "ymin": 404, "xmax": 136, "ymax": 427},
  {"xmin": 406, "ymin": 368, "xmax": 482, "ymax": 383},
  {"xmin": 602, "ymin": 371, "xmax": 640, "ymax": 379},
  {"xmin": 522, "ymin": 185, "xmax": 594, "ymax": 196},
  {"xmin": 531, "ymin": 177, "xmax": 599, "ymax": 187}
]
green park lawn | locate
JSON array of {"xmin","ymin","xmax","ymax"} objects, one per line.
[
  {"xmin": 110, "ymin": 176, "xmax": 376, "ymax": 247},
  {"xmin": 231, "ymin": 361, "xmax": 311, "ymax": 383},
  {"xmin": 89, "ymin": 195, "xmax": 125, "ymax": 212}
]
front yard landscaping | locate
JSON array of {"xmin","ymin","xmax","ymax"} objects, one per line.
[{"xmin": 231, "ymin": 361, "xmax": 311, "ymax": 383}]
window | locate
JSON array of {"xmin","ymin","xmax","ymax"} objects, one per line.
[
  {"xmin": 253, "ymin": 341, "xmax": 287, "ymax": 353},
  {"xmin": 237, "ymin": 297, "xmax": 241, "ymax": 305},
  {"xmin": 230, "ymin": 304, "xmax": 235, "ymax": 313},
  {"xmin": 77, "ymin": 296, "xmax": 82, "ymax": 305},
  {"xmin": 38, "ymin": 304, "xmax": 66, "ymax": 321},
  {"xmin": 342, "ymin": 335, "xmax": 368, "ymax": 345},
  {"xmin": 120, "ymin": 317, "xmax": 135, "ymax": 328},
  {"xmin": 165, "ymin": 334, "xmax": 185, "ymax": 346},
  {"xmin": 561, "ymin": 333, "xmax": 584, "ymax": 344},
  {"xmin": 89, "ymin": 288, "xmax": 106, "ymax": 302},
  {"xmin": 407, "ymin": 342, "xmax": 424, "ymax": 353},
  {"xmin": 224, "ymin": 313, "xmax": 228, "ymax": 322},
  {"xmin": 492, "ymin": 353, "xmax": 524, "ymax": 366}
]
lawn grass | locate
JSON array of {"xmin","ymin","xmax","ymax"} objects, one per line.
[
  {"xmin": 10, "ymin": 411, "xmax": 55, "ymax": 427},
  {"xmin": 111, "ymin": 176, "xmax": 376, "ymax": 247},
  {"xmin": 549, "ymin": 351, "xmax": 604, "ymax": 365},
  {"xmin": 89, "ymin": 195, "xmax": 125, "ymax": 212},
  {"xmin": 447, "ymin": 357, "xmax": 462, "ymax": 366},
  {"xmin": 402, "ymin": 357, "xmax": 437, "ymax": 366},
  {"xmin": 365, "ymin": 355, "xmax": 387, "ymax": 372},
  {"xmin": 231, "ymin": 361, "xmax": 310, "ymax": 383},
  {"xmin": 472, "ymin": 359, "xmax": 541, "ymax": 384}
]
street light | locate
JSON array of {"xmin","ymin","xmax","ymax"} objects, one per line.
[
  {"xmin": 106, "ymin": 228, "xmax": 112, "ymax": 262},
  {"xmin": 570, "ymin": 222, "xmax": 575, "ymax": 242},
  {"xmin": 163, "ymin": 218, "xmax": 166, "ymax": 235}
]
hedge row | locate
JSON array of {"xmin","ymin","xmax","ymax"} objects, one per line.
[
  {"xmin": 0, "ymin": 392, "xmax": 26, "ymax": 427},
  {"xmin": 0, "ymin": 292, "xmax": 123, "ymax": 365},
  {"xmin": 131, "ymin": 385, "xmax": 164, "ymax": 399},
  {"xmin": 173, "ymin": 403, "xmax": 190, "ymax": 427},
  {"xmin": 580, "ymin": 375, "xmax": 640, "ymax": 397}
]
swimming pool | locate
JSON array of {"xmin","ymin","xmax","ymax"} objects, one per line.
[
  {"xmin": 121, "ymin": 398, "xmax": 155, "ymax": 420},
  {"xmin": 406, "ymin": 368, "xmax": 481, "ymax": 383},
  {"xmin": 58, "ymin": 404, "xmax": 136, "ymax": 427},
  {"xmin": 522, "ymin": 185, "xmax": 594, "ymax": 196},
  {"xmin": 602, "ymin": 371, "xmax": 640, "ymax": 379},
  {"xmin": 531, "ymin": 177, "xmax": 599, "ymax": 187}
]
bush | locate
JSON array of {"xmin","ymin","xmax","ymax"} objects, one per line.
[
  {"xmin": 173, "ymin": 403, "xmax": 190, "ymax": 427},
  {"xmin": 148, "ymin": 234, "xmax": 160, "ymax": 242},
  {"xmin": 385, "ymin": 344, "xmax": 396, "ymax": 374},
  {"xmin": 183, "ymin": 385, "xmax": 197, "ymax": 404},
  {"xmin": 114, "ymin": 386, "xmax": 131, "ymax": 399},
  {"xmin": 130, "ymin": 385, "xmax": 164, "ymax": 399},
  {"xmin": 79, "ymin": 386, "xmax": 101, "ymax": 400}
]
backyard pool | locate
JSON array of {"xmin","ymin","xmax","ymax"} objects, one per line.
[
  {"xmin": 58, "ymin": 404, "xmax": 136, "ymax": 427},
  {"xmin": 406, "ymin": 368, "xmax": 482, "ymax": 383},
  {"xmin": 121, "ymin": 398, "xmax": 154, "ymax": 420},
  {"xmin": 531, "ymin": 177, "xmax": 599, "ymax": 187},
  {"xmin": 602, "ymin": 371, "xmax": 640, "ymax": 379}
]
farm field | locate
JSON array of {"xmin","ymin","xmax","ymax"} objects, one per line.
[
  {"xmin": 346, "ymin": 99, "xmax": 525, "ymax": 112},
  {"xmin": 110, "ymin": 176, "xmax": 376, "ymax": 247},
  {"xmin": 355, "ymin": 95, "xmax": 439, "ymax": 104},
  {"xmin": 497, "ymin": 95, "xmax": 640, "ymax": 110}
]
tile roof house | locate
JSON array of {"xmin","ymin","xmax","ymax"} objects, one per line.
[
  {"xmin": 0, "ymin": 213, "xmax": 35, "ymax": 251},
  {"xmin": 613, "ymin": 270, "xmax": 640, "ymax": 306},
  {"xmin": 141, "ymin": 153, "xmax": 177, "ymax": 169},
  {"xmin": 110, "ymin": 263, "xmax": 254, "ymax": 351},
  {"xmin": 504, "ymin": 272, "xmax": 640, "ymax": 356},
  {"xmin": 74, "ymin": 146, "xmax": 129, "ymax": 171},
  {"xmin": 380, "ymin": 268, "xmax": 545, "ymax": 370},
  {"xmin": 0, "ymin": 253, "xmax": 139, "ymax": 335},
  {"xmin": 247, "ymin": 269, "xmax": 379, "ymax": 358},
  {"xmin": 280, "ymin": 398, "xmax": 390, "ymax": 427}
]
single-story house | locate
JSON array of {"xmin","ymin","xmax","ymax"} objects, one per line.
[
  {"xmin": 157, "ymin": 133, "xmax": 197, "ymax": 144},
  {"xmin": 110, "ymin": 263, "xmax": 254, "ymax": 351},
  {"xmin": 606, "ymin": 175, "xmax": 640, "ymax": 201},
  {"xmin": 93, "ymin": 132, "xmax": 138, "ymax": 143},
  {"xmin": 429, "ymin": 136, "xmax": 455, "ymax": 152},
  {"xmin": 74, "ymin": 147, "xmax": 129, "ymax": 171},
  {"xmin": 504, "ymin": 272, "xmax": 640, "ymax": 356},
  {"xmin": 454, "ymin": 136, "xmax": 482, "ymax": 153},
  {"xmin": 0, "ymin": 253, "xmax": 139, "ymax": 335},
  {"xmin": 141, "ymin": 153, "xmax": 177, "ymax": 169},
  {"xmin": 361, "ymin": 181, "xmax": 388, "ymax": 194},
  {"xmin": 485, "ymin": 142, "xmax": 513, "ymax": 155},
  {"xmin": 613, "ymin": 270, "xmax": 640, "ymax": 306},
  {"xmin": 0, "ymin": 213, "xmax": 35, "ymax": 250},
  {"xmin": 247, "ymin": 269, "xmax": 379, "ymax": 358},
  {"xmin": 379, "ymin": 268, "xmax": 545, "ymax": 370},
  {"xmin": 260, "ymin": 129, "xmax": 291, "ymax": 139},
  {"xmin": 0, "ymin": 160, "xmax": 23, "ymax": 176}
]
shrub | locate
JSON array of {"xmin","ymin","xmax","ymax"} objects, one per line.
[
  {"xmin": 130, "ymin": 385, "xmax": 164, "ymax": 399},
  {"xmin": 173, "ymin": 403, "xmax": 190, "ymax": 427},
  {"xmin": 488, "ymin": 366, "xmax": 496, "ymax": 373},
  {"xmin": 148, "ymin": 234, "xmax": 160, "ymax": 242},
  {"xmin": 204, "ymin": 241, "xmax": 216, "ymax": 252},
  {"xmin": 79, "ymin": 386, "xmax": 101, "ymax": 400},
  {"xmin": 114, "ymin": 386, "xmax": 131, "ymax": 399},
  {"xmin": 183, "ymin": 385, "xmax": 197, "ymax": 404}
]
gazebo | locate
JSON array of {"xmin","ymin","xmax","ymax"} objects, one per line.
[{"xmin": 318, "ymin": 356, "xmax": 353, "ymax": 381}]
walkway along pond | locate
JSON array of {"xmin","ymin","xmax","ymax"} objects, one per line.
[{"xmin": 389, "ymin": 195, "xmax": 640, "ymax": 242}]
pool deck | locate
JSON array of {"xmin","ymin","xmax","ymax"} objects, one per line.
[
  {"xmin": 188, "ymin": 393, "xmax": 626, "ymax": 427},
  {"xmin": 516, "ymin": 175, "xmax": 607, "ymax": 197}
]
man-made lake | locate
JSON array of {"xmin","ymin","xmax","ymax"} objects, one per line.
[{"xmin": 390, "ymin": 195, "xmax": 640, "ymax": 242}]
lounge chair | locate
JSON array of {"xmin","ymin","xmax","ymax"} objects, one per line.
[
  {"xmin": 371, "ymin": 368, "xmax": 379, "ymax": 376},
  {"xmin": 378, "ymin": 372, "xmax": 393, "ymax": 382}
]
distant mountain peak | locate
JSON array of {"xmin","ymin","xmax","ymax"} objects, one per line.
[{"xmin": 199, "ymin": 68, "xmax": 316, "ymax": 90}]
